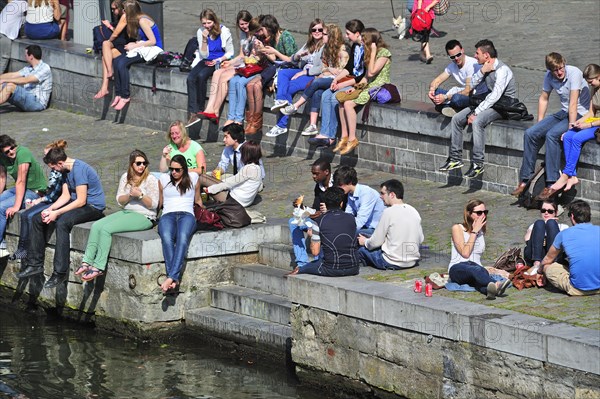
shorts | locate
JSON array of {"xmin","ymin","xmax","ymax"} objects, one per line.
[{"xmin": 6, "ymin": 84, "xmax": 46, "ymax": 111}]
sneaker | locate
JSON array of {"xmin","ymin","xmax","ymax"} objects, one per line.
[
  {"xmin": 281, "ymin": 104, "xmax": 298, "ymax": 116},
  {"xmin": 270, "ymin": 99, "xmax": 289, "ymax": 112},
  {"xmin": 441, "ymin": 107, "xmax": 457, "ymax": 118},
  {"xmin": 438, "ymin": 158, "xmax": 464, "ymax": 171},
  {"xmin": 44, "ymin": 273, "xmax": 68, "ymax": 289},
  {"xmin": 301, "ymin": 124, "xmax": 319, "ymax": 136},
  {"xmin": 465, "ymin": 163, "xmax": 485, "ymax": 178},
  {"xmin": 497, "ymin": 279, "xmax": 511, "ymax": 297},
  {"xmin": 185, "ymin": 114, "xmax": 201, "ymax": 128},
  {"xmin": 486, "ymin": 282, "xmax": 497, "ymax": 300},
  {"xmin": 265, "ymin": 125, "xmax": 288, "ymax": 137}
]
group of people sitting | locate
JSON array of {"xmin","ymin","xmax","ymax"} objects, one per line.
[
  {"xmin": 0, "ymin": 0, "xmax": 72, "ymax": 42},
  {"xmin": 0, "ymin": 123, "xmax": 265, "ymax": 294},
  {"xmin": 285, "ymin": 159, "xmax": 599, "ymax": 299}
]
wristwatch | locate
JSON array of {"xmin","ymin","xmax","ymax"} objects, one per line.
[{"xmin": 139, "ymin": 192, "xmax": 144, "ymax": 200}]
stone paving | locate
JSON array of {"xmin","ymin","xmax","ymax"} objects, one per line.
[{"xmin": 0, "ymin": 108, "xmax": 598, "ymax": 329}]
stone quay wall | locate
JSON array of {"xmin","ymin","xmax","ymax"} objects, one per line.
[{"xmin": 6, "ymin": 38, "xmax": 600, "ymax": 211}]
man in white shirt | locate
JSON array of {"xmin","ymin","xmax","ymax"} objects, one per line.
[
  {"xmin": 357, "ymin": 179, "xmax": 424, "ymax": 269},
  {"xmin": 511, "ymin": 53, "xmax": 590, "ymax": 200},
  {"xmin": 439, "ymin": 39, "xmax": 517, "ymax": 178},
  {"xmin": 0, "ymin": 45, "xmax": 52, "ymax": 111},
  {"xmin": 428, "ymin": 39, "xmax": 486, "ymax": 118}
]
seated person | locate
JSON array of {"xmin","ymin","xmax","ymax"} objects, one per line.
[
  {"xmin": 523, "ymin": 200, "xmax": 568, "ymax": 275},
  {"xmin": 159, "ymin": 121, "xmax": 206, "ymax": 175},
  {"xmin": 0, "ymin": 44, "xmax": 52, "ymax": 112},
  {"xmin": 333, "ymin": 165, "xmax": 384, "ymax": 235},
  {"xmin": 288, "ymin": 187, "xmax": 360, "ymax": 277},
  {"xmin": 358, "ymin": 179, "xmax": 424, "ymax": 269},
  {"xmin": 24, "ymin": 0, "xmax": 61, "ymax": 40},
  {"xmin": 204, "ymin": 140, "xmax": 262, "ymax": 208},
  {"xmin": 538, "ymin": 200, "xmax": 600, "ymax": 296}
]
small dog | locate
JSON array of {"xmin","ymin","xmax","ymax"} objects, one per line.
[{"xmin": 393, "ymin": 15, "xmax": 409, "ymax": 40}]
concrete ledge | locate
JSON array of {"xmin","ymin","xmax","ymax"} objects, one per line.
[{"xmin": 288, "ymin": 274, "xmax": 600, "ymax": 375}]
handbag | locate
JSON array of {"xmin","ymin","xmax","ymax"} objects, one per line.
[
  {"xmin": 207, "ymin": 196, "xmax": 251, "ymax": 228},
  {"xmin": 361, "ymin": 83, "xmax": 401, "ymax": 123},
  {"xmin": 433, "ymin": 0, "xmax": 450, "ymax": 15},
  {"xmin": 470, "ymin": 93, "xmax": 533, "ymax": 121},
  {"xmin": 336, "ymin": 88, "xmax": 364, "ymax": 103},
  {"xmin": 194, "ymin": 204, "xmax": 224, "ymax": 231},
  {"xmin": 492, "ymin": 247, "xmax": 525, "ymax": 272},
  {"xmin": 236, "ymin": 64, "xmax": 264, "ymax": 78}
]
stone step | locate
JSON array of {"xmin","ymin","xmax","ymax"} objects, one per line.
[
  {"xmin": 185, "ymin": 307, "xmax": 291, "ymax": 353},
  {"xmin": 211, "ymin": 285, "xmax": 292, "ymax": 325},
  {"xmin": 258, "ymin": 243, "xmax": 296, "ymax": 271},
  {"xmin": 234, "ymin": 264, "xmax": 289, "ymax": 297}
]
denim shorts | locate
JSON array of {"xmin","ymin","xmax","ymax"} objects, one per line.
[{"xmin": 7, "ymin": 85, "xmax": 46, "ymax": 112}]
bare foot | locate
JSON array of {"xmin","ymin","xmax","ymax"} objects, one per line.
[
  {"xmin": 94, "ymin": 89, "xmax": 109, "ymax": 99},
  {"xmin": 565, "ymin": 176, "xmax": 579, "ymax": 191},
  {"xmin": 550, "ymin": 173, "xmax": 569, "ymax": 191},
  {"xmin": 114, "ymin": 97, "xmax": 130, "ymax": 111},
  {"xmin": 285, "ymin": 267, "xmax": 299, "ymax": 277},
  {"xmin": 160, "ymin": 277, "xmax": 174, "ymax": 292},
  {"xmin": 110, "ymin": 96, "xmax": 121, "ymax": 107}
]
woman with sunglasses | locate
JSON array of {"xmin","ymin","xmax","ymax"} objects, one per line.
[
  {"xmin": 0, "ymin": 135, "xmax": 47, "ymax": 258},
  {"xmin": 76, "ymin": 150, "xmax": 159, "ymax": 281},
  {"xmin": 265, "ymin": 19, "xmax": 326, "ymax": 138},
  {"xmin": 158, "ymin": 154, "xmax": 202, "ymax": 293},
  {"xmin": 448, "ymin": 199, "xmax": 510, "ymax": 299},
  {"xmin": 159, "ymin": 121, "xmax": 206, "ymax": 176},
  {"xmin": 523, "ymin": 201, "xmax": 568, "ymax": 276}
]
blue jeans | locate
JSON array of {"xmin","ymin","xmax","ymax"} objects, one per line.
[
  {"xmin": 520, "ymin": 110, "xmax": 579, "ymax": 184},
  {"xmin": 449, "ymin": 106, "xmax": 502, "ymax": 164},
  {"xmin": 158, "ymin": 211, "xmax": 197, "ymax": 282},
  {"xmin": 449, "ymin": 261, "xmax": 494, "ymax": 295},
  {"xmin": 275, "ymin": 69, "xmax": 314, "ymax": 128},
  {"xmin": 0, "ymin": 188, "xmax": 40, "ymax": 248},
  {"xmin": 187, "ymin": 60, "xmax": 216, "ymax": 113},
  {"xmin": 7, "ymin": 85, "xmax": 47, "ymax": 111},
  {"xmin": 562, "ymin": 127, "xmax": 596, "ymax": 176},
  {"xmin": 113, "ymin": 53, "xmax": 144, "ymax": 98},
  {"xmin": 358, "ymin": 247, "xmax": 403, "ymax": 270},
  {"xmin": 434, "ymin": 88, "xmax": 470, "ymax": 110},
  {"xmin": 524, "ymin": 219, "xmax": 560, "ymax": 263},
  {"xmin": 15, "ymin": 201, "xmax": 51, "ymax": 252},
  {"xmin": 298, "ymin": 258, "xmax": 359, "ymax": 277},
  {"xmin": 302, "ymin": 77, "xmax": 333, "ymax": 113},
  {"xmin": 320, "ymin": 87, "xmax": 349, "ymax": 139},
  {"xmin": 288, "ymin": 217, "xmax": 320, "ymax": 267},
  {"xmin": 227, "ymin": 74, "xmax": 258, "ymax": 123}
]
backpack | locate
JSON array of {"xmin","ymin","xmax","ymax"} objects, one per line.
[
  {"xmin": 409, "ymin": 9, "xmax": 432, "ymax": 34},
  {"xmin": 149, "ymin": 51, "xmax": 184, "ymax": 93},
  {"xmin": 433, "ymin": 0, "xmax": 450, "ymax": 16},
  {"xmin": 518, "ymin": 163, "xmax": 546, "ymax": 209},
  {"xmin": 92, "ymin": 24, "xmax": 112, "ymax": 54}
]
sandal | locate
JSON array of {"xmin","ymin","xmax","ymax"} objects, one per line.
[
  {"xmin": 81, "ymin": 267, "xmax": 104, "ymax": 281},
  {"xmin": 75, "ymin": 263, "xmax": 91, "ymax": 275}
]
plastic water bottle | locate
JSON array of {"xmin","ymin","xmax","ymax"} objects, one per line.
[{"xmin": 215, "ymin": 59, "xmax": 221, "ymax": 70}]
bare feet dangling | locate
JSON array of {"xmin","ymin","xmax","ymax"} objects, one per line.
[
  {"xmin": 160, "ymin": 277, "xmax": 174, "ymax": 293},
  {"xmin": 94, "ymin": 89, "xmax": 109, "ymax": 99},
  {"xmin": 114, "ymin": 97, "xmax": 130, "ymax": 111},
  {"xmin": 565, "ymin": 176, "xmax": 579, "ymax": 191},
  {"xmin": 110, "ymin": 96, "xmax": 122, "ymax": 107}
]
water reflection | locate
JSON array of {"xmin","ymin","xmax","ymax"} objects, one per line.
[{"xmin": 0, "ymin": 309, "xmax": 319, "ymax": 399}]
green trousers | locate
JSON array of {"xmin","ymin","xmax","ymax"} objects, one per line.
[{"xmin": 82, "ymin": 210, "xmax": 153, "ymax": 270}]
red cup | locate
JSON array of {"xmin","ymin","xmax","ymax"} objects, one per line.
[
  {"xmin": 414, "ymin": 279, "xmax": 423, "ymax": 293},
  {"xmin": 425, "ymin": 283, "xmax": 433, "ymax": 297}
]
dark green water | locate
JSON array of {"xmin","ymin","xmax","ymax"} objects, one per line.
[{"xmin": 0, "ymin": 309, "xmax": 321, "ymax": 399}]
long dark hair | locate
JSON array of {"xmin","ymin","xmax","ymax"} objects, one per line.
[
  {"xmin": 462, "ymin": 199, "xmax": 487, "ymax": 234},
  {"xmin": 168, "ymin": 154, "xmax": 192, "ymax": 195}
]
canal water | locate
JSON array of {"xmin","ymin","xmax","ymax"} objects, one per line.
[{"xmin": 0, "ymin": 309, "xmax": 321, "ymax": 399}]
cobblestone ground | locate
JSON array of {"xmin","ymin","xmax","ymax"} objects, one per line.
[{"xmin": 0, "ymin": 109, "xmax": 598, "ymax": 329}]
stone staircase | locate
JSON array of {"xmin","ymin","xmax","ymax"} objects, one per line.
[{"xmin": 185, "ymin": 227, "xmax": 298, "ymax": 356}]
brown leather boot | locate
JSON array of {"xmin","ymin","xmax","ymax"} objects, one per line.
[
  {"xmin": 245, "ymin": 113, "xmax": 257, "ymax": 134},
  {"xmin": 253, "ymin": 111, "xmax": 263, "ymax": 132},
  {"xmin": 245, "ymin": 111, "xmax": 252, "ymax": 125}
]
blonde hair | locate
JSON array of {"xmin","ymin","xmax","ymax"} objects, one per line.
[
  {"xmin": 200, "ymin": 9, "xmax": 221, "ymax": 37},
  {"xmin": 124, "ymin": 0, "xmax": 144, "ymax": 40},
  {"xmin": 166, "ymin": 120, "xmax": 189, "ymax": 146},
  {"xmin": 362, "ymin": 28, "xmax": 388, "ymax": 63},
  {"xmin": 45, "ymin": 139, "xmax": 67, "ymax": 150}
]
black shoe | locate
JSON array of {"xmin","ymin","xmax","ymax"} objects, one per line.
[
  {"xmin": 439, "ymin": 158, "xmax": 464, "ymax": 171},
  {"xmin": 179, "ymin": 59, "xmax": 192, "ymax": 72},
  {"xmin": 308, "ymin": 137, "xmax": 333, "ymax": 147},
  {"xmin": 44, "ymin": 273, "xmax": 68, "ymax": 289},
  {"xmin": 15, "ymin": 266, "xmax": 44, "ymax": 279},
  {"xmin": 465, "ymin": 163, "xmax": 485, "ymax": 178}
]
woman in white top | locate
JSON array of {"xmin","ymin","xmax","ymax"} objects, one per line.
[
  {"xmin": 158, "ymin": 154, "xmax": 202, "ymax": 293},
  {"xmin": 24, "ymin": 0, "xmax": 61, "ymax": 40},
  {"xmin": 524, "ymin": 200, "xmax": 568, "ymax": 275},
  {"xmin": 206, "ymin": 140, "xmax": 262, "ymax": 207},
  {"xmin": 448, "ymin": 199, "xmax": 510, "ymax": 299},
  {"xmin": 77, "ymin": 150, "xmax": 159, "ymax": 281}
]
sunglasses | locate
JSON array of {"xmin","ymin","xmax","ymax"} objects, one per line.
[
  {"xmin": 311, "ymin": 28, "xmax": 324, "ymax": 33},
  {"xmin": 472, "ymin": 210, "xmax": 489, "ymax": 216},
  {"xmin": 134, "ymin": 161, "xmax": 148, "ymax": 166},
  {"xmin": 541, "ymin": 208, "xmax": 556, "ymax": 214},
  {"xmin": 448, "ymin": 52, "xmax": 463, "ymax": 60},
  {"xmin": 169, "ymin": 167, "xmax": 182, "ymax": 173},
  {"xmin": 111, "ymin": 7, "xmax": 118, "ymax": 10},
  {"xmin": 2, "ymin": 145, "xmax": 15, "ymax": 155}
]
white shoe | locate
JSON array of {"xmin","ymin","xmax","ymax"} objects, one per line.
[
  {"xmin": 281, "ymin": 104, "xmax": 298, "ymax": 115},
  {"xmin": 270, "ymin": 99, "xmax": 289, "ymax": 112},
  {"xmin": 441, "ymin": 107, "xmax": 457, "ymax": 118},
  {"xmin": 0, "ymin": 248, "xmax": 9, "ymax": 258},
  {"xmin": 525, "ymin": 265, "xmax": 539, "ymax": 276},
  {"xmin": 301, "ymin": 124, "xmax": 319, "ymax": 136},
  {"xmin": 266, "ymin": 125, "xmax": 288, "ymax": 137}
]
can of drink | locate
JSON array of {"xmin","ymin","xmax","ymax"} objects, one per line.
[
  {"xmin": 515, "ymin": 260, "xmax": 525, "ymax": 271},
  {"xmin": 200, "ymin": 192, "xmax": 208, "ymax": 203},
  {"xmin": 414, "ymin": 279, "xmax": 423, "ymax": 293},
  {"xmin": 214, "ymin": 169, "xmax": 221, "ymax": 180},
  {"xmin": 425, "ymin": 283, "xmax": 433, "ymax": 297},
  {"xmin": 25, "ymin": 199, "xmax": 33, "ymax": 209}
]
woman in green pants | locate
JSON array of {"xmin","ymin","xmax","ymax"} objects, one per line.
[{"xmin": 77, "ymin": 149, "xmax": 159, "ymax": 281}]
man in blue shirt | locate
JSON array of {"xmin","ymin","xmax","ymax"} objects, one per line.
[
  {"xmin": 333, "ymin": 165, "xmax": 384, "ymax": 235},
  {"xmin": 16, "ymin": 146, "xmax": 105, "ymax": 289},
  {"xmin": 539, "ymin": 200, "xmax": 600, "ymax": 296}
]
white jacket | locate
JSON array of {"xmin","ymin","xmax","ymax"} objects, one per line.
[{"xmin": 191, "ymin": 24, "xmax": 234, "ymax": 68}]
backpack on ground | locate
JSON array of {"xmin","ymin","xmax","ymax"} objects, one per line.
[
  {"xmin": 518, "ymin": 163, "xmax": 545, "ymax": 209},
  {"xmin": 92, "ymin": 24, "xmax": 112, "ymax": 54}
]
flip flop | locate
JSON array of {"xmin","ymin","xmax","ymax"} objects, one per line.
[
  {"xmin": 75, "ymin": 263, "xmax": 91, "ymax": 275},
  {"xmin": 81, "ymin": 267, "xmax": 104, "ymax": 282}
]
